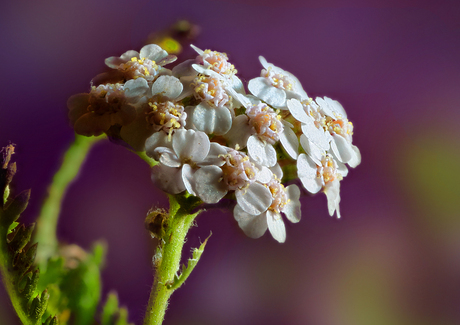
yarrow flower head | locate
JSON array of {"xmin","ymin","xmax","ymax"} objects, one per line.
[{"xmin": 67, "ymin": 43, "xmax": 361, "ymax": 242}]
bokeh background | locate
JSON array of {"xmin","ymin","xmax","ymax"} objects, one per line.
[{"xmin": 1, "ymin": 0, "xmax": 460, "ymax": 324}]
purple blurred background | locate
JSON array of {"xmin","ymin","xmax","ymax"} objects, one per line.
[{"xmin": 1, "ymin": 0, "xmax": 460, "ymax": 324}]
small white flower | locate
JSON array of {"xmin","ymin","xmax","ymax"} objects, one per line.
[
  {"xmin": 148, "ymin": 130, "xmax": 229, "ymax": 203},
  {"xmin": 182, "ymin": 73, "xmax": 234, "ymax": 135},
  {"xmin": 315, "ymin": 97, "xmax": 361, "ymax": 167},
  {"xmin": 297, "ymin": 152, "xmax": 348, "ymax": 218},
  {"xmin": 234, "ymin": 175, "xmax": 301, "ymax": 243},
  {"xmin": 105, "ymin": 44, "xmax": 177, "ymax": 82},
  {"xmin": 248, "ymin": 56, "xmax": 308, "ymax": 109},
  {"xmin": 68, "ymin": 83, "xmax": 136, "ymax": 136},
  {"xmin": 120, "ymin": 75, "xmax": 186, "ymax": 151},
  {"xmin": 287, "ymin": 98, "xmax": 332, "ymax": 153},
  {"xmin": 230, "ymin": 101, "xmax": 298, "ymax": 166}
]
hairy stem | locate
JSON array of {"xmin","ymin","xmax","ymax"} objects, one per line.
[
  {"xmin": 143, "ymin": 196, "xmax": 201, "ymax": 325},
  {"xmin": 35, "ymin": 134, "xmax": 104, "ymax": 266}
]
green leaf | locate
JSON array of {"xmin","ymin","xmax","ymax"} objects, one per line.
[
  {"xmin": 0, "ymin": 145, "xmax": 58, "ymax": 325},
  {"xmin": 166, "ymin": 233, "xmax": 211, "ymax": 290}
]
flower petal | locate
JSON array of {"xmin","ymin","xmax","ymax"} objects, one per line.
[
  {"xmin": 300, "ymin": 134, "xmax": 324, "ymax": 165},
  {"xmin": 297, "ymin": 153, "xmax": 322, "ymax": 194},
  {"xmin": 283, "ymin": 185, "xmax": 301, "ymax": 223},
  {"xmin": 301, "ymin": 120, "xmax": 331, "ymax": 151},
  {"xmin": 248, "ymin": 77, "xmax": 286, "ymax": 108},
  {"xmin": 182, "ymin": 164, "xmax": 197, "ymax": 196},
  {"xmin": 266, "ymin": 210, "xmax": 286, "ymax": 243},
  {"xmin": 173, "ymin": 129, "xmax": 210, "ymax": 162},
  {"xmin": 155, "ymin": 147, "xmax": 181, "ymax": 167},
  {"xmin": 325, "ymin": 179, "xmax": 341, "ymax": 218},
  {"xmin": 200, "ymin": 143, "xmax": 227, "ymax": 167},
  {"xmin": 330, "ymin": 134, "xmax": 353, "ymax": 164},
  {"xmin": 194, "ymin": 166, "xmax": 227, "ymax": 203},
  {"xmin": 192, "ymin": 103, "xmax": 232, "ymax": 135},
  {"xmin": 140, "ymin": 44, "xmax": 168, "ymax": 61},
  {"xmin": 151, "ymin": 75, "xmax": 183, "ymax": 99},
  {"xmin": 287, "ymin": 99, "xmax": 309, "ymax": 123},
  {"xmin": 224, "ymin": 115, "xmax": 251, "ymax": 149},
  {"xmin": 347, "ymin": 145, "xmax": 361, "ymax": 168},
  {"xmin": 233, "ymin": 205, "xmax": 268, "ymax": 239},
  {"xmin": 235, "ymin": 182, "xmax": 272, "ymax": 215},
  {"xmin": 124, "ymin": 78, "xmax": 150, "ymax": 101},
  {"xmin": 151, "ymin": 164, "xmax": 184, "ymax": 194},
  {"xmin": 279, "ymin": 120, "xmax": 299, "ymax": 160},
  {"xmin": 247, "ymin": 135, "xmax": 277, "ymax": 167},
  {"xmin": 145, "ymin": 132, "xmax": 172, "ymax": 157}
]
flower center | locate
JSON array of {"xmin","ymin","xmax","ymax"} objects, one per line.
[
  {"xmin": 246, "ymin": 104, "xmax": 283, "ymax": 145},
  {"xmin": 261, "ymin": 67, "xmax": 294, "ymax": 91},
  {"xmin": 323, "ymin": 116, "xmax": 354, "ymax": 140},
  {"xmin": 317, "ymin": 155, "xmax": 342, "ymax": 186},
  {"xmin": 88, "ymin": 83, "xmax": 125, "ymax": 115},
  {"xmin": 192, "ymin": 75, "xmax": 229, "ymax": 107},
  {"xmin": 119, "ymin": 57, "xmax": 159, "ymax": 80},
  {"xmin": 146, "ymin": 100, "xmax": 186, "ymax": 137},
  {"xmin": 266, "ymin": 179, "xmax": 288, "ymax": 213},
  {"xmin": 199, "ymin": 50, "xmax": 237, "ymax": 77},
  {"xmin": 220, "ymin": 149, "xmax": 257, "ymax": 191}
]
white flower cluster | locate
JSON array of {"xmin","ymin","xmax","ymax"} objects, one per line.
[{"xmin": 68, "ymin": 44, "xmax": 361, "ymax": 243}]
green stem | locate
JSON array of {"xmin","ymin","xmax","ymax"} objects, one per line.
[
  {"xmin": 35, "ymin": 134, "xmax": 104, "ymax": 266},
  {"xmin": 135, "ymin": 151, "xmax": 158, "ymax": 168},
  {"xmin": 143, "ymin": 196, "xmax": 201, "ymax": 325}
]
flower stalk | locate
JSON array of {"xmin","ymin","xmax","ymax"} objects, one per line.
[{"xmin": 143, "ymin": 194, "xmax": 202, "ymax": 325}]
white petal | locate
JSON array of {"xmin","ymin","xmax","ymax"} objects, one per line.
[
  {"xmin": 287, "ymin": 99, "xmax": 309, "ymax": 123},
  {"xmin": 200, "ymin": 143, "xmax": 227, "ymax": 167},
  {"xmin": 231, "ymin": 75, "xmax": 245, "ymax": 94},
  {"xmin": 140, "ymin": 44, "xmax": 168, "ymax": 61},
  {"xmin": 233, "ymin": 205, "xmax": 268, "ymax": 239},
  {"xmin": 119, "ymin": 50, "xmax": 139, "ymax": 61},
  {"xmin": 279, "ymin": 120, "xmax": 299, "ymax": 160},
  {"xmin": 325, "ymin": 179, "xmax": 341, "ymax": 218},
  {"xmin": 192, "ymin": 103, "xmax": 232, "ymax": 135},
  {"xmin": 190, "ymin": 44, "xmax": 204, "ymax": 55},
  {"xmin": 224, "ymin": 115, "xmax": 251, "ymax": 149},
  {"xmin": 347, "ymin": 145, "xmax": 361, "ymax": 168},
  {"xmin": 266, "ymin": 210, "xmax": 286, "ymax": 243},
  {"xmin": 248, "ymin": 77, "xmax": 286, "ymax": 108},
  {"xmin": 193, "ymin": 166, "xmax": 227, "ymax": 204},
  {"xmin": 173, "ymin": 129, "xmax": 210, "ymax": 163},
  {"xmin": 255, "ymin": 166, "xmax": 272, "ymax": 184},
  {"xmin": 297, "ymin": 153, "xmax": 322, "ymax": 194},
  {"xmin": 172, "ymin": 59, "xmax": 197, "ymax": 78},
  {"xmin": 300, "ymin": 134, "xmax": 324, "ymax": 165},
  {"xmin": 235, "ymin": 182, "xmax": 272, "ymax": 215},
  {"xmin": 283, "ymin": 185, "xmax": 301, "ymax": 223},
  {"xmin": 336, "ymin": 158, "xmax": 349, "ymax": 178},
  {"xmin": 124, "ymin": 78, "xmax": 150, "ymax": 101},
  {"xmin": 151, "ymin": 164, "xmax": 184, "ymax": 194},
  {"xmin": 156, "ymin": 148, "xmax": 181, "ymax": 168},
  {"xmin": 182, "ymin": 164, "xmax": 197, "ymax": 196},
  {"xmin": 258, "ymin": 56, "xmax": 270, "ymax": 70},
  {"xmin": 270, "ymin": 163, "xmax": 284, "ymax": 180},
  {"xmin": 145, "ymin": 132, "xmax": 172, "ymax": 157},
  {"xmin": 151, "ymin": 75, "xmax": 183, "ymax": 99},
  {"xmin": 330, "ymin": 134, "xmax": 353, "ymax": 164},
  {"xmin": 247, "ymin": 135, "xmax": 277, "ymax": 167},
  {"xmin": 301, "ymin": 121, "xmax": 331, "ymax": 151}
]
